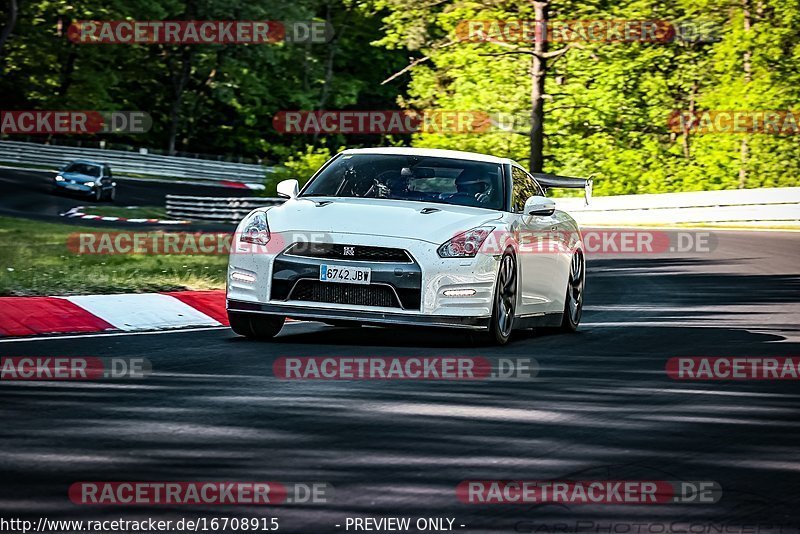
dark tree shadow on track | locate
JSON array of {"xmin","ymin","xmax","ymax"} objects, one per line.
[{"xmin": 1, "ymin": 253, "xmax": 799, "ymax": 531}]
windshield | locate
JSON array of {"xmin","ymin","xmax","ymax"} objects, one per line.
[
  {"xmin": 64, "ymin": 163, "xmax": 101, "ymax": 177},
  {"xmin": 301, "ymin": 154, "xmax": 505, "ymax": 210}
]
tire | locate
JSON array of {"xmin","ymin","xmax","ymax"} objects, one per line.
[
  {"xmin": 107, "ymin": 188, "xmax": 116, "ymax": 202},
  {"xmin": 94, "ymin": 188, "xmax": 102, "ymax": 202},
  {"xmin": 560, "ymin": 251, "xmax": 585, "ymax": 332},
  {"xmin": 228, "ymin": 312, "xmax": 285, "ymax": 340},
  {"xmin": 483, "ymin": 250, "xmax": 517, "ymax": 345}
]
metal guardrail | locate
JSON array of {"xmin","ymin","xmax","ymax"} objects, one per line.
[
  {"xmin": 555, "ymin": 187, "xmax": 800, "ymax": 226},
  {"xmin": 0, "ymin": 140, "xmax": 273, "ymax": 184},
  {"xmin": 166, "ymin": 195, "xmax": 284, "ymax": 223},
  {"xmin": 167, "ymin": 187, "xmax": 800, "ymax": 226}
]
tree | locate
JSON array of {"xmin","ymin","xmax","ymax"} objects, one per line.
[{"xmin": 0, "ymin": 0, "xmax": 18, "ymax": 56}]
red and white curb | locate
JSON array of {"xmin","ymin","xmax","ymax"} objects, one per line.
[
  {"xmin": 219, "ymin": 180, "xmax": 265, "ymax": 190},
  {"xmin": 62, "ymin": 206, "xmax": 190, "ymax": 225},
  {"xmin": 0, "ymin": 290, "xmax": 229, "ymax": 337}
]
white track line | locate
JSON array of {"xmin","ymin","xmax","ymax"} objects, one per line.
[{"xmin": 61, "ymin": 294, "xmax": 221, "ymax": 330}]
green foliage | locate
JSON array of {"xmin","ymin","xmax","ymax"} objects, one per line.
[
  {"xmin": 369, "ymin": 0, "xmax": 800, "ymax": 195},
  {"xmin": 2, "ymin": 0, "xmax": 799, "ymax": 194},
  {"xmin": 0, "ymin": 216, "xmax": 227, "ymax": 296},
  {"xmin": 264, "ymin": 145, "xmax": 337, "ymax": 195}
]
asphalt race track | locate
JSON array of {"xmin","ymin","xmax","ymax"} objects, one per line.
[
  {"xmin": 0, "ymin": 166, "xmax": 252, "ymax": 228},
  {"xmin": 1, "ymin": 229, "xmax": 798, "ymax": 532}
]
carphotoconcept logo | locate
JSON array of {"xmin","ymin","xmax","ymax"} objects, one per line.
[{"xmin": 515, "ymin": 521, "xmax": 793, "ymax": 533}]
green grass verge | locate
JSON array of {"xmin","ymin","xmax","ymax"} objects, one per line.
[
  {"xmin": 0, "ymin": 216, "xmax": 227, "ymax": 296},
  {"xmin": 81, "ymin": 205, "xmax": 169, "ymax": 219}
]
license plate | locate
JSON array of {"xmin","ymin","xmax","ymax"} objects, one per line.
[
  {"xmin": 66, "ymin": 184, "xmax": 83, "ymax": 190},
  {"xmin": 320, "ymin": 264, "xmax": 371, "ymax": 285}
]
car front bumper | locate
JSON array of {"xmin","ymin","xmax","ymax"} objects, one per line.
[
  {"xmin": 226, "ymin": 299, "xmax": 491, "ymax": 329},
  {"xmin": 226, "ymin": 231, "xmax": 500, "ymax": 329},
  {"xmin": 54, "ymin": 181, "xmax": 96, "ymax": 195}
]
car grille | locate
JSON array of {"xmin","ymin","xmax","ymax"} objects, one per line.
[
  {"xmin": 289, "ymin": 280, "xmax": 401, "ymax": 308},
  {"xmin": 284, "ymin": 243, "xmax": 412, "ymax": 263}
]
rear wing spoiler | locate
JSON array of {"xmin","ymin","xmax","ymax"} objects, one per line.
[{"xmin": 532, "ymin": 173, "xmax": 593, "ymax": 206}]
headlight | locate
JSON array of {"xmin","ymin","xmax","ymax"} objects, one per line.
[
  {"xmin": 54, "ymin": 175, "xmax": 64, "ymax": 182},
  {"xmin": 438, "ymin": 225, "xmax": 494, "ymax": 258},
  {"xmin": 239, "ymin": 211, "xmax": 270, "ymax": 246},
  {"xmin": 85, "ymin": 181, "xmax": 95, "ymax": 187}
]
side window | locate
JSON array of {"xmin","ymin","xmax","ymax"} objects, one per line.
[{"xmin": 511, "ymin": 166, "xmax": 543, "ymax": 212}]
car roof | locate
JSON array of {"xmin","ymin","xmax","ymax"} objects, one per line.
[
  {"xmin": 68, "ymin": 159, "xmax": 104, "ymax": 167},
  {"xmin": 341, "ymin": 147, "xmax": 515, "ymax": 165}
]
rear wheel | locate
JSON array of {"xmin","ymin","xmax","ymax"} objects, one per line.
[
  {"xmin": 107, "ymin": 187, "xmax": 116, "ymax": 202},
  {"xmin": 228, "ymin": 312, "xmax": 285, "ymax": 340},
  {"xmin": 94, "ymin": 187, "xmax": 102, "ymax": 202},
  {"xmin": 483, "ymin": 251, "xmax": 517, "ymax": 345},
  {"xmin": 560, "ymin": 251, "xmax": 585, "ymax": 332}
]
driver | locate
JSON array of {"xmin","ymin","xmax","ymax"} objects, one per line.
[
  {"xmin": 385, "ymin": 171, "xmax": 410, "ymax": 198},
  {"xmin": 444, "ymin": 169, "xmax": 491, "ymax": 206}
]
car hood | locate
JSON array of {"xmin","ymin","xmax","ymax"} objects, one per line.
[
  {"xmin": 60, "ymin": 172, "xmax": 97, "ymax": 183},
  {"xmin": 264, "ymin": 197, "xmax": 503, "ymax": 244}
]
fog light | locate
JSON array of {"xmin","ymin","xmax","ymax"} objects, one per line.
[
  {"xmin": 231, "ymin": 271, "xmax": 256, "ymax": 283},
  {"xmin": 443, "ymin": 288, "xmax": 476, "ymax": 297}
]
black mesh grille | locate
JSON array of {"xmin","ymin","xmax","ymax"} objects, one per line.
[
  {"xmin": 285, "ymin": 243, "xmax": 411, "ymax": 263},
  {"xmin": 290, "ymin": 280, "xmax": 401, "ymax": 308}
]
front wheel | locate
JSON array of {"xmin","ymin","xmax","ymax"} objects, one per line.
[
  {"xmin": 560, "ymin": 251, "xmax": 585, "ymax": 332},
  {"xmin": 484, "ymin": 251, "xmax": 517, "ymax": 345},
  {"xmin": 94, "ymin": 187, "xmax": 102, "ymax": 202},
  {"xmin": 228, "ymin": 312, "xmax": 285, "ymax": 340}
]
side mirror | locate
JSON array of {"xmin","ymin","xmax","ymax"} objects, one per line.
[
  {"xmin": 524, "ymin": 196, "xmax": 556, "ymax": 216},
  {"xmin": 276, "ymin": 179, "xmax": 299, "ymax": 199}
]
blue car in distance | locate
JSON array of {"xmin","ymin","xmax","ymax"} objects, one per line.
[{"xmin": 53, "ymin": 160, "xmax": 116, "ymax": 202}]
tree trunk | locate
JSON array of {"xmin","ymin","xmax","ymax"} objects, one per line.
[
  {"xmin": 167, "ymin": 47, "xmax": 193, "ymax": 156},
  {"xmin": 529, "ymin": 1, "xmax": 549, "ymax": 173},
  {"xmin": 739, "ymin": 0, "xmax": 752, "ymax": 188},
  {"xmin": 0, "ymin": 0, "xmax": 19, "ymax": 56},
  {"xmin": 682, "ymin": 81, "xmax": 698, "ymax": 159}
]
